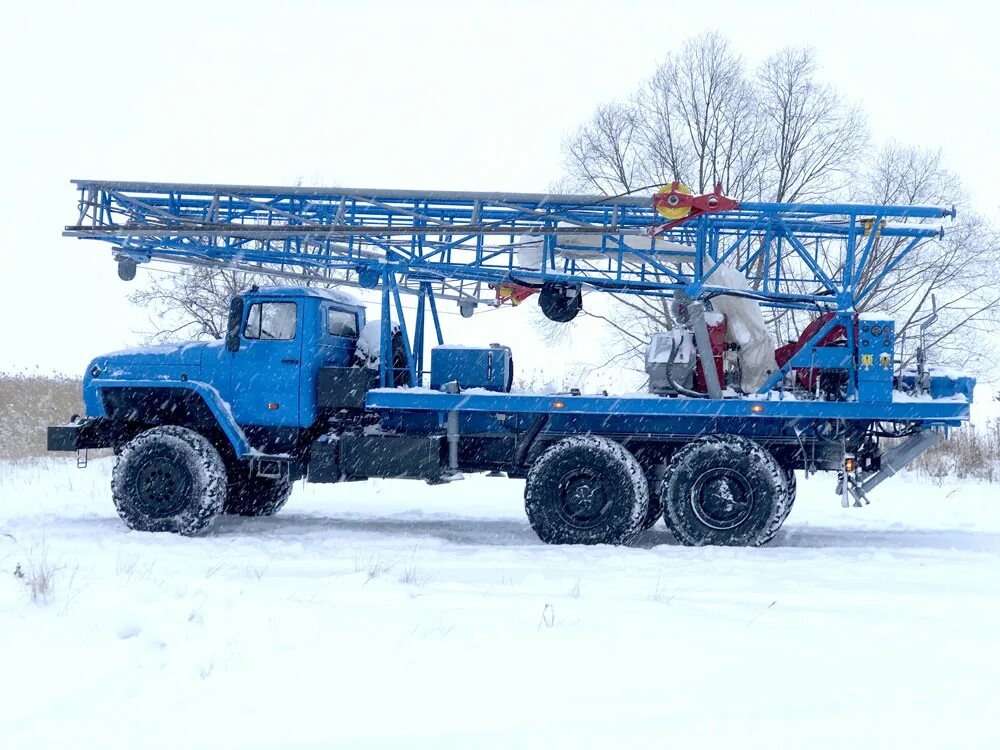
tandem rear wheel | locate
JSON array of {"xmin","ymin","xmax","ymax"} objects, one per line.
[
  {"xmin": 524, "ymin": 436, "xmax": 649, "ymax": 545},
  {"xmin": 658, "ymin": 434, "xmax": 793, "ymax": 547}
]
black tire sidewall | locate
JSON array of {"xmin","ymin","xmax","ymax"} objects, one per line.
[
  {"xmin": 758, "ymin": 465, "xmax": 797, "ymax": 545},
  {"xmin": 539, "ymin": 284, "xmax": 582, "ymax": 323},
  {"xmin": 224, "ymin": 473, "xmax": 293, "ymax": 517},
  {"xmin": 525, "ymin": 437, "xmax": 647, "ymax": 545},
  {"xmin": 112, "ymin": 426, "xmax": 226, "ymax": 535},
  {"xmin": 663, "ymin": 436, "xmax": 782, "ymax": 546}
]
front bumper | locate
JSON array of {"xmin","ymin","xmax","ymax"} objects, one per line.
[{"xmin": 47, "ymin": 419, "xmax": 116, "ymax": 452}]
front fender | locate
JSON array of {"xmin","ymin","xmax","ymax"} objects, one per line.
[{"xmin": 88, "ymin": 379, "xmax": 252, "ymax": 458}]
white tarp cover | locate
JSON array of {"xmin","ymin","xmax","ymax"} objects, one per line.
[
  {"xmin": 516, "ymin": 235, "xmax": 777, "ymax": 392},
  {"xmin": 705, "ymin": 263, "xmax": 778, "ymax": 392}
]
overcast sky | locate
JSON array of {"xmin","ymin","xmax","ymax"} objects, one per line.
[{"xmin": 1, "ymin": 0, "xmax": 997, "ymax": 375}]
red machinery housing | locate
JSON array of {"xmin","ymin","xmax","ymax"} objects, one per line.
[
  {"xmin": 774, "ymin": 312, "xmax": 850, "ymax": 390},
  {"xmin": 694, "ymin": 314, "xmax": 728, "ymax": 393}
]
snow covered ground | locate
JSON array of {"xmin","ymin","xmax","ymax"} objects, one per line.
[{"xmin": 2, "ymin": 459, "xmax": 1000, "ymax": 748}]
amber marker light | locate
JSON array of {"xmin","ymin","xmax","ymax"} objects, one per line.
[
  {"xmin": 844, "ymin": 456, "xmax": 857, "ymax": 473},
  {"xmin": 552, "ymin": 401, "xmax": 565, "ymax": 409},
  {"xmin": 750, "ymin": 404, "xmax": 764, "ymax": 414}
]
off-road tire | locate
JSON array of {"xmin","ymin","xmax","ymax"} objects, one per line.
[
  {"xmin": 525, "ymin": 436, "xmax": 649, "ymax": 545},
  {"xmin": 224, "ymin": 472, "xmax": 293, "ymax": 517},
  {"xmin": 641, "ymin": 492, "xmax": 664, "ymax": 531},
  {"xmin": 660, "ymin": 434, "xmax": 786, "ymax": 547},
  {"xmin": 758, "ymin": 466, "xmax": 797, "ymax": 545},
  {"xmin": 635, "ymin": 455, "xmax": 666, "ymax": 531},
  {"xmin": 112, "ymin": 425, "xmax": 227, "ymax": 535}
]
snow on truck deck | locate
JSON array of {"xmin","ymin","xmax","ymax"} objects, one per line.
[{"xmin": 2, "ymin": 460, "xmax": 1000, "ymax": 748}]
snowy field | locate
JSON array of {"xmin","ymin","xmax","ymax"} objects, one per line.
[{"xmin": 2, "ymin": 459, "xmax": 1000, "ymax": 748}]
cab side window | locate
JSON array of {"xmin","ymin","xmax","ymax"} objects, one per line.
[
  {"xmin": 244, "ymin": 302, "xmax": 298, "ymax": 341},
  {"xmin": 327, "ymin": 308, "xmax": 358, "ymax": 338}
]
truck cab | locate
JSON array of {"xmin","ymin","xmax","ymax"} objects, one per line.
[
  {"xmin": 47, "ymin": 286, "xmax": 378, "ymax": 532},
  {"xmin": 68, "ymin": 286, "xmax": 367, "ymax": 457},
  {"xmin": 213, "ymin": 286, "xmax": 366, "ymax": 452}
]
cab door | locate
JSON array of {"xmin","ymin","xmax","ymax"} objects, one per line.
[
  {"xmin": 323, "ymin": 305, "xmax": 361, "ymax": 366},
  {"xmin": 229, "ymin": 298, "xmax": 303, "ymax": 431}
]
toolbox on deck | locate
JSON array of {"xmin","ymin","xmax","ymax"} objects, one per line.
[{"xmin": 430, "ymin": 344, "xmax": 513, "ymax": 392}]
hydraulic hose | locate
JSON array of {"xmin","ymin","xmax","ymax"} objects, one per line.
[{"xmin": 662, "ymin": 329, "xmax": 708, "ymax": 399}]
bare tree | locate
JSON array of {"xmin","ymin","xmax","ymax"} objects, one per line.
[
  {"xmin": 757, "ymin": 47, "xmax": 867, "ymax": 202},
  {"xmin": 639, "ymin": 32, "xmax": 767, "ymax": 198},
  {"xmin": 850, "ymin": 145, "xmax": 1000, "ymax": 371},
  {"xmin": 559, "ymin": 35, "xmax": 999, "ymax": 383},
  {"xmin": 563, "ymin": 101, "xmax": 646, "ymax": 195},
  {"xmin": 852, "ymin": 145, "xmax": 957, "ymax": 319},
  {"xmin": 562, "ymin": 33, "xmax": 767, "ymax": 199},
  {"xmin": 564, "ymin": 38, "xmax": 867, "ymax": 206},
  {"xmin": 562, "ymin": 33, "xmax": 767, "ymax": 357},
  {"xmin": 130, "ymin": 267, "xmax": 286, "ymax": 342},
  {"xmin": 559, "ymin": 34, "xmax": 871, "ymax": 375},
  {"xmin": 912, "ymin": 216, "xmax": 1000, "ymax": 372}
]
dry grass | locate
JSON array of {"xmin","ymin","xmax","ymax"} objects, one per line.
[
  {"xmin": 0, "ymin": 372, "xmax": 84, "ymax": 461},
  {"xmin": 26, "ymin": 558, "xmax": 58, "ymax": 604},
  {"xmin": 651, "ymin": 571, "xmax": 675, "ymax": 605},
  {"xmin": 16, "ymin": 542, "xmax": 64, "ymax": 605},
  {"xmin": 354, "ymin": 553, "xmax": 396, "ymax": 582},
  {"xmin": 911, "ymin": 419, "xmax": 1000, "ymax": 483},
  {"xmin": 397, "ymin": 547, "xmax": 431, "ymax": 586}
]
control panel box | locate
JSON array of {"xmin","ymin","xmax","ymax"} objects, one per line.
[{"xmin": 857, "ymin": 318, "xmax": 894, "ymax": 402}]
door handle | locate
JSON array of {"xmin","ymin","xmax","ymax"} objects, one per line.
[{"xmin": 281, "ymin": 358, "xmax": 299, "ymax": 365}]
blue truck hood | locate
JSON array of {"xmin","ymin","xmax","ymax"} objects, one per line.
[
  {"xmin": 87, "ymin": 342, "xmax": 222, "ymax": 379},
  {"xmin": 83, "ymin": 341, "xmax": 226, "ymax": 418},
  {"xmin": 93, "ymin": 341, "xmax": 210, "ymax": 372}
]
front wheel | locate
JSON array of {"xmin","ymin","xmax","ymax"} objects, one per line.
[
  {"xmin": 111, "ymin": 426, "xmax": 227, "ymax": 535},
  {"xmin": 525, "ymin": 436, "xmax": 649, "ymax": 545}
]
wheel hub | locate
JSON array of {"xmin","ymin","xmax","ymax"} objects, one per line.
[
  {"xmin": 135, "ymin": 457, "xmax": 191, "ymax": 517},
  {"xmin": 690, "ymin": 468, "xmax": 754, "ymax": 530},
  {"xmin": 556, "ymin": 469, "xmax": 610, "ymax": 529}
]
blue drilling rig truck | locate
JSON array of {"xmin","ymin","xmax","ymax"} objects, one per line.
[{"xmin": 48, "ymin": 180, "xmax": 975, "ymax": 546}]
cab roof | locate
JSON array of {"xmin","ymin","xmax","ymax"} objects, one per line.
[{"xmin": 248, "ymin": 285, "xmax": 365, "ymax": 309}]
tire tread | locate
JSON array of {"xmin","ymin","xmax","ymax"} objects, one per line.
[
  {"xmin": 112, "ymin": 425, "xmax": 226, "ymax": 535},
  {"xmin": 525, "ymin": 436, "xmax": 648, "ymax": 545}
]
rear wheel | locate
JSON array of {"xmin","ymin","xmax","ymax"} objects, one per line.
[
  {"xmin": 660, "ymin": 435, "xmax": 785, "ymax": 547},
  {"xmin": 633, "ymin": 449, "xmax": 666, "ymax": 531},
  {"xmin": 641, "ymin": 493, "xmax": 664, "ymax": 531},
  {"xmin": 525, "ymin": 436, "xmax": 648, "ymax": 545},
  {"xmin": 758, "ymin": 466, "xmax": 797, "ymax": 545},
  {"xmin": 224, "ymin": 471, "xmax": 293, "ymax": 517},
  {"xmin": 111, "ymin": 426, "xmax": 227, "ymax": 535}
]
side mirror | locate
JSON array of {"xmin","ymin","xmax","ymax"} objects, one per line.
[{"xmin": 226, "ymin": 296, "xmax": 244, "ymax": 352}]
